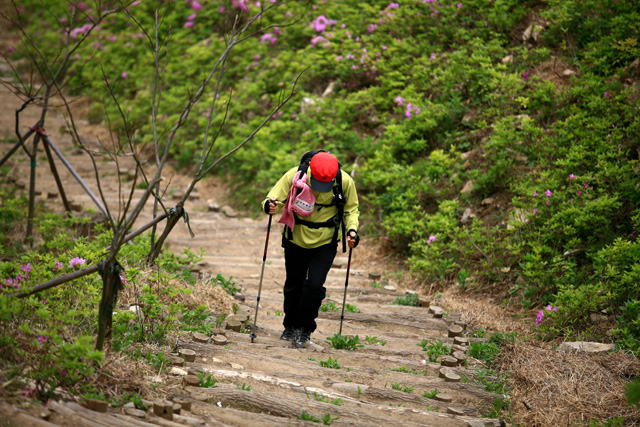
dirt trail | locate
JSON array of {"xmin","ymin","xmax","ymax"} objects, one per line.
[{"xmin": 0, "ymin": 81, "xmax": 506, "ymax": 427}]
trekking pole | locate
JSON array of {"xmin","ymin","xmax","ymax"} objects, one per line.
[
  {"xmin": 339, "ymin": 247, "xmax": 353, "ymax": 335},
  {"xmin": 250, "ymin": 211, "xmax": 273, "ymax": 343}
]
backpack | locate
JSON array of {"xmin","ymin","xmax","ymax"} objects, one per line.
[{"xmin": 285, "ymin": 150, "xmax": 348, "ymax": 253}]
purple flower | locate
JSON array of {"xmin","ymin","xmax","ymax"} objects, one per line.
[
  {"xmin": 261, "ymin": 33, "xmax": 277, "ymax": 45},
  {"xmin": 395, "ymin": 96, "xmax": 405, "ymax": 106},
  {"xmin": 532, "ymin": 191, "xmax": 538, "ymax": 197},
  {"xmin": 41, "ymin": 299, "xmax": 48, "ymax": 305},
  {"xmin": 604, "ymin": 91, "xmax": 610, "ymax": 99},
  {"xmin": 577, "ymin": 190, "xmax": 582, "ymax": 195},
  {"xmin": 536, "ymin": 310, "xmax": 544, "ymax": 325},
  {"xmin": 60, "ymin": 369, "xmax": 68, "ymax": 377},
  {"xmin": 38, "ymin": 335, "xmax": 48, "ymax": 344},
  {"xmin": 184, "ymin": 20, "xmax": 194, "ymax": 28},
  {"xmin": 522, "ymin": 69, "xmax": 530, "ymax": 80},
  {"xmin": 404, "ymin": 110, "xmax": 412, "ymax": 119},
  {"xmin": 191, "ymin": 0, "xmax": 202, "ymax": 10},
  {"xmin": 121, "ymin": 72, "xmax": 128, "ymax": 78},
  {"xmin": 336, "ymin": 55, "xmax": 343, "ymax": 61},
  {"xmin": 584, "ymin": 183, "xmax": 589, "ymax": 189},
  {"xmin": 427, "ymin": 235, "xmax": 438, "ymax": 245},
  {"xmin": 545, "ymin": 189, "xmax": 552, "ymax": 197},
  {"xmin": 21, "ymin": 263, "xmax": 32, "ymax": 274},
  {"xmin": 69, "ymin": 257, "xmax": 86, "ymax": 268},
  {"xmin": 532, "ymin": 209, "xmax": 538, "ymax": 216},
  {"xmin": 568, "ymin": 174, "xmax": 576, "ymax": 179},
  {"xmin": 546, "ymin": 200, "xmax": 551, "ymax": 206},
  {"xmin": 311, "ymin": 36, "xmax": 326, "ymax": 46},
  {"xmin": 53, "ymin": 261, "xmax": 63, "ymax": 271},
  {"xmin": 456, "ymin": 2, "xmax": 463, "ymax": 8}
]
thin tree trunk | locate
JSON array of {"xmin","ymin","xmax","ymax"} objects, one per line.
[
  {"xmin": 25, "ymin": 132, "xmax": 40, "ymax": 245},
  {"xmin": 96, "ymin": 257, "xmax": 117, "ymax": 351},
  {"xmin": 147, "ymin": 202, "xmax": 183, "ymax": 264}
]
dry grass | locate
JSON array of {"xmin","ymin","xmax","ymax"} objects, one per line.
[
  {"xmin": 495, "ymin": 342, "xmax": 640, "ymax": 426},
  {"xmin": 118, "ymin": 267, "xmax": 234, "ymax": 315},
  {"xmin": 441, "ymin": 287, "xmax": 530, "ymax": 334}
]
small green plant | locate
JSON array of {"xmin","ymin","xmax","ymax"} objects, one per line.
[
  {"xmin": 299, "ymin": 411, "xmax": 320, "ymax": 423},
  {"xmin": 325, "ymin": 333, "xmax": 364, "ymax": 351},
  {"xmin": 419, "ymin": 339, "xmax": 451, "ymax": 362},
  {"xmin": 274, "ymin": 310, "xmax": 283, "ymax": 316},
  {"xmin": 391, "ymin": 382, "xmax": 414, "ymax": 393},
  {"xmin": 393, "ymin": 293, "xmax": 419, "ymax": 306},
  {"xmin": 331, "ymin": 398, "xmax": 343, "ymax": 406},
  {"xmin": 422, "ymin": 389, "xmax": 440, "ymax": 399},
  {"xmin": 468, "ymin": 341, "xmax": 500, "ymax": 363},
  {"xmin": 215, "ymin": 313, "xmax": 228, "ymax": 328},
  {"xmin": 320, "ymin": 302, "xmax": 340, "ymax": 312},
  {"xmin": 389, "ymin": 366, "xmax": 428, "ymax": 375},
  {"xmin": 370, "ymin": 280, "xmax": 381, "ymax": 288},
  {"xmin": 210, "ymin": 273, "xmax": 238, "ymax": 295},
  {"xmin": 109, "ymin": 392, "xmax": 149, "ymax": 410},
  {"xmin": 318, "ymin": 357, "xmax": 341, "ymax": 369},
  {"xmin": 345, "ymin": 304, "xmax": 360, "ymax": 313},
  {"xmin": 481, "ymin": 396, "xmax": 510, "ymax": 418},
  {"xmin": 195, "ymin": 372, "xmax": 218, "ymax": 388},
  {"xmin": 365, "ymin": 335, "xmax": 386, "ymax": 346},
  {"xmin": 321, "ymin": 413, "xmax": 339, "ymax": 425},
  {"xmin": 307, "ymin": 392, "xmax": 328, "ymax": 403},
  {"xmin": 237, "ymin": 383, "xmax": 252, "ymax": 391}
]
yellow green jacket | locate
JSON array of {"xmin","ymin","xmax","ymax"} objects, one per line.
[{"xmin": 262, "ymin": 167, "xmax": 360, "ymax": 249}]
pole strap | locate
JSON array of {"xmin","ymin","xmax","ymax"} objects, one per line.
[
  {"xmin": 169, "ymin": 206, "xmax": 195, "ymax": 238},
  {"xmin": 30, "ymin": 125, "xmax": 48, "ymax": 137}
]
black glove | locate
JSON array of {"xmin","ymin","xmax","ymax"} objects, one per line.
[
  {"xmin": 348, "ymin": 229, "xmax": 360, "ymax": 248},
  {"xmin": 264, "ymin": 199, "xmax": 274, "ymax": 214}
]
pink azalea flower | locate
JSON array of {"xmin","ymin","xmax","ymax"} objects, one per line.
[
  {"xmin": 532, "ymin": 191, "xmax": 537, "ymax": 197},
  {"xmin": 395, "ymin": 96, "xmax": 405, "ymax": 106},
  {"xmin": 191, "ymin": 0, "xmax": 202, "ymax": 10},
  {"xmin": 522, "ymin": 69, "xmax": 530, "ymax": 80},
  {"xmin": 427, "ymin": 235, "xmax": 438, "ymax": 245},
  {"xmin": 21, "ymin": 263, "xmax": 32, "ymax": 274},
  {"xmin": 535, "ymin": 310, "xmax": 544, "ymax": 325},
  {"xmin": 184, "ymin": 21, "xmax": 194, "ymax": 28},
  {"xmin": 545, "ymin": 189, "xmax": 552, "ymax": 197},
  {"xmin": 532, "ymin": 208, "xmax": 538, "ymax": 216},
  {"xmin": 457, "ymin": 2, "xmax": 462, "ymax": 8},
  {"xmin": 38, "ymin": 335, "xmax": 48, "ymax": 344},
  {"xmin": 569, "ymin": 174, "xmax": 576, "ymax": 179},
  {"xmin": 121, "ymin": 72, "xmax": 128, "ymax": 78},
  {"xmin": 69, "ymin": 257, "xmax": 86, "ymax": 268}
]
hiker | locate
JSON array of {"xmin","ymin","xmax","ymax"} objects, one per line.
[{"xmin": 262, "ymin": 151, "xmax": 360, "ymax": 348}]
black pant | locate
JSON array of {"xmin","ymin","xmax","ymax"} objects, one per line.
[{"xmin": 282, "ymin": 237, "xmax": 337, "ymax": 333}]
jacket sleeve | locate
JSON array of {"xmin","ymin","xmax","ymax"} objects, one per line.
[
  {"xmin": 342, "ymin": 172, "xmax": 360, "ymax": 233},
  {"xmin": 261, "ymin": 168, "xmax": 296, "ymax": 214}
]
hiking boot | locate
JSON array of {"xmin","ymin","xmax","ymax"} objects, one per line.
[
  {"xmin": 294, "ymin": 328, "xmax": 311, "ymax": 349},
  {"xmin": 280, "ymin": 326, "xmax": 296, "ymax": 342}
]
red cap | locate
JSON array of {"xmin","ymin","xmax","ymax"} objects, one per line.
[{"xmin": 309, "ymin": 152, "xmax": 338, "ymax": 192}]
